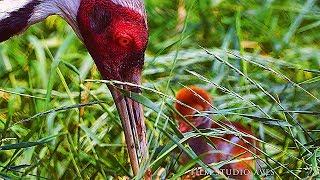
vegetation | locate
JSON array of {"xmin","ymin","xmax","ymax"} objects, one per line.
[{"xmin": 0, "ymin": 0, "xmax": 319, "ymax": 179}]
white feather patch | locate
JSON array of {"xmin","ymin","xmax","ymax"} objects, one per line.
[
  {"xmin": 111, "ymin": 0, "xmax": 146, "ymax": 17},
  {"xmin": 0, "ymin": 0, "xmax": 33, "ymax": 20},
  {"xmin": 28, "ymin": 0, "xmax": 59, "ymax": 24}
]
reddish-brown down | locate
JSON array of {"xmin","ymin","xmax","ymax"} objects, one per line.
[{"xmin": 175, "ymin": 86, "xmax": 258, "ymax": 180}]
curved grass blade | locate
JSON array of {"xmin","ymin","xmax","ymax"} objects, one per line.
[{"xmin": 0, "ymin": 133, "xmax": 64, "ymax": 150}]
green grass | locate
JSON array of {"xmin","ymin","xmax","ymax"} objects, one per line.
[{"xmin": 0, "ymin": 0, "xmax": 320, "ymax": 179}]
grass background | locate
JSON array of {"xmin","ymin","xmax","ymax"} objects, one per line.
[{"xmin": 0, "ymin": 0, "xmax": 320, "ymax": 179}]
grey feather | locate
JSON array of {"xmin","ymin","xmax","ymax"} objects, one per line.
[{"xmin": 111, "ymin": 0, "xmax": 146, "ymax": 19}]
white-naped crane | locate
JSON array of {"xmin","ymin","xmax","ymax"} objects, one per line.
[{"xmin": 0, "ymin": 0, "xmax": 149, "ymax": 177}]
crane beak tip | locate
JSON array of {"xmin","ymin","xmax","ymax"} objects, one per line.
[{"xmin": 108, "ymin": 84, "xmax": 148, "ymax": 175}]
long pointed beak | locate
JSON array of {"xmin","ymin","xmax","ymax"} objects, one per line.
[{"xmin": 108, "ymin": 84, "xmax": 148, "ymax": 176}]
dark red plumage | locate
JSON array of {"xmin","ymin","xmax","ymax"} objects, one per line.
[
  {"xmin": 175, "ymin": 86, "xmax": 258, "ymax": 180},
  {"xmin": 0, "ymin": 0, "xmax": 40, "ymax": 42}
]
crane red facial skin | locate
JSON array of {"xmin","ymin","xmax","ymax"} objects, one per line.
[
  {"xmin": 77, "ymin": 0, "xmax": 148, "ymax": 82},
  {"xmin": 175, "ymin": 86, "xmax": 257, "ymax": 180}
]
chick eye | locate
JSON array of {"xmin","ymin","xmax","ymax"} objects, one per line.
[{"xmin": 117, "ymin": 35, "xmax": 132, "ymax": 47}]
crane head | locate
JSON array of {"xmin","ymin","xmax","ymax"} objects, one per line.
[
  {"xmin": 175, "ymin": 86, "xmax": 212, "ymax": 132},
  {"xmin": 77, "ymin": 0, "xmax": 148, "ymax": 83},
  {"xmin": 77, "ymin": 0, "xmax": 149, "ymax": 176}
]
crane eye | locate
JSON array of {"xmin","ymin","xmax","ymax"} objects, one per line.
[{"xmin": 117, "ymin": 35, "xmax": 132, "ymax": 47}]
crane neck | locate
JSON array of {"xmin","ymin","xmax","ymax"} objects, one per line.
[
  {"xmin": 0, "ymin": 0, "xmax": 81, "ymax": 42},
  {"xmin": 0, "ymin": 0, "xmax": 147, "ymax": 42}
]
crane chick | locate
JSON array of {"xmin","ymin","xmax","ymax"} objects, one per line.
[{"xmin": 175, "ymin": 86, "xmax": 258, "ymax": 180}]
